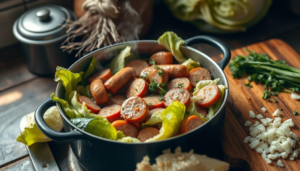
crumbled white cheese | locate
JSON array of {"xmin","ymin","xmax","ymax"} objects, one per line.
[
  {"xmin": 291, "ymin": 93, "xmax": 300, "ymax": 100},
  {"xmin": 277, "ymin": 160, "xmax": 284, "ymax": 167},
  {"xmin": 249, "ymin": 110, "xmax": 256, "ymax": 118},
  {"xmin": 261, "ymin": 107, "xmax": 267, "ymax": 112},
  {"xmin": 272, "ymin": 109, "xmax": 281, "ymax": 117},
  {"xmin": 244, "ymin": 120, "xmax": 252, "ymax": 127},
  {"xmin": 256, "ymin": 114, "xmax": 263, "ymax": 119}
]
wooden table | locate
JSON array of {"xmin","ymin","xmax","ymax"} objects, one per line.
[{"xmin": 1, "ymin": 1, "xmax": 300, "ymax": 170}]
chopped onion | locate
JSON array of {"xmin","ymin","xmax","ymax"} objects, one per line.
[
  {"xmin": 256, "ymin": 114, "xmax": 263, "ymax": 119},
  {"xmin": 249, "ymin": 138, "xmax": 260, "ymax": 149},
  {"xmin": 283, "ymin": 119, "xmax": 294, "ymax": 127},
  {"xmin": 272, "ymin": 109, "xmax": 281, "ymax": 117},
  {"xmin": 292, "ymin": 150, "xmax": 299, "ymax": 158},
  {"xmin": 273, "ymin": 117, "xmax": 281, "ymax": 128},
  {"xmin": 262, "ymin": 151, "xmax": 271, "ymax": 164},
  {"xmin": 289, "ymin": 157, "xmax": 294, "ymax": 160},
  {"xmin": 277, "ymin": 160, "xmax": 284, "ymax": 167},
  {"xmin": 244, "ymin": 120, "xmax": 252, "ymax": 127},
  {"xmin": 266, "ymin": 118, "xmax": 273, "ymax": 123},
  {"xmin": 249, "ymin": 110, "xmax": 256, "ymax": 118},
  {"xmin": 280, "ymin": 152, "xmax": 288, "ymax": 159},
  {"xmin": 261, "ymin": 107, "xmax": 267, "ymax": 112},
  {"xmin": 289, "ymin": 132, "xmax": 299, "ymax": 141},
  {"xmin": 291, "ymin": 93, "xmax": 300, "ymax": 100},
  {"xmin": 260, "ymin": 119, "xmax": 268, "ymax": 126},
  {"xmin": 244, "ymin": 136, "xmax": 251, "ymax": 143}
]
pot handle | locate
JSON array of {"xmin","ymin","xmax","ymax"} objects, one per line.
[
  {"xmin": 185, "ymin": 36, "xmax": 231, "ymax": 70},
  {"xmin": 35, "ymin": 98, "xmax": 85, "ymax": 142}
]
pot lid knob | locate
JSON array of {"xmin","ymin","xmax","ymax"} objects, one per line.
[{"xmin": 36, "ymin": 9, "xmax": 50, "ymax": 21}]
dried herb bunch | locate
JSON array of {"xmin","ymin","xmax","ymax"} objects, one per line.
[{"xmin": 61, "ymin": 0, "xmax": 124, "ymax": 57}]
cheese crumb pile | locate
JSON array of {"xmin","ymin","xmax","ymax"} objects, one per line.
[{"xmin": 244, "ymin": 109, "xmax": 299, "ymax": 167}]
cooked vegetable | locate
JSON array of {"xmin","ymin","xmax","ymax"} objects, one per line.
[
  {"xmin": 181, "ymin": 58, "xmax": 201, "ymax": 73},
  {"xmin": 165, "ymin": 0, "xmax": 272, "ymax": 32},
  {"xmin": 158, "ymin": 32, "xmax": 186, "ymax": 63},
  {"xmin": 108, "ymin": 46, "xmax": 132, "ymax": 75},
  {"xmin": 17, "ymin": 107, "xmax": 63, "ymax": 146},
  {"xmin": 229, "ymin": 49, "xmax": 300, "ymax": 100},
  {"xmin": 145, "ymin": 101, "xmax": 185, "ymax": 142}
]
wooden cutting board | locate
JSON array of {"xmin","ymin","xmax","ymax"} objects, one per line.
[{"xmin": 220, "ymin": 39, "xmax": 300, "ymax": 170}]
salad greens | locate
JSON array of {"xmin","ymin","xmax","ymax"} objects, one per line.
[
  {"xmin": 71, "ymin": 118, "xmax": 119, "ymax": 140},
  {"xmin": 158, "ymin": 32, "xmax": 186, "ymax": 63},
  {"xmin": 182, "ymin": 58, "xmax": 201, "ymax": 72},
  {"xmin": 108, "ymin": 46, "xmax": 132, "ymax": 75},
  {"xmin": 17, "ymin": 107, "xmax": 63, "ymax": 146},
  {"xmin": 145, "ymin": 101, "xmax": 186, "ymax": 142},
  {"xmin": 229, "ymin": 49, "xmax": 300, "ymax": 100}
]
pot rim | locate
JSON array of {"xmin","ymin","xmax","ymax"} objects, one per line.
[{"xmin": 55, "ymin": 40, "xmax": 229, "ymax": 144}]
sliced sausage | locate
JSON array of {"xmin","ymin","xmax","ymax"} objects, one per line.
[
  {"xmin": 121, "ymin": 96, "xmax": 149, "ymax": 123},
  {"xmin": 88, "ymin": 68, "xmax": 112, "ymax": 83},
  {"xmin": 145, "ymin": 108, "xmax": 165, "ymax": 122},
  {"xmin": 108, "ymin": 95, "xmax": 126, "ymax": 105},
  {"xmin": 167, "ymin": 77, "xmax": 191, "ymax": 91},
  {"xmin": 140, "ymin": 66, "xmax": 155, "ymax": 78},
  {"xmin": 142, "ymin": 95, "xmax": 164, "ymax": 109},
  {"xmin": 148, "ymin": 69, "xmax": 169, "ymax": 84},
  {"xmin": 149, "ymin": 52, "xmax": 173, "ymax": 65},
  {"xmin": 164, "ymin": 88, "xmax": 190, "ymax": 107},
  {"xmin": 104, "ymin": 67, "xmax": 136, "ymax": 94},
  {"xmin": 188, "ymin": 67, "xmax": 211, "ymax": 87},
  {"xmin": 126, "ymin": 60, "xmax": 149, "ymax": 77},
  {"xmin": 98, "ymin": 104, "xmax": 121, "ymax": 122},
  {"xmin": 180, "ymin": 115, "xmax": 204, "ymax": 134},
  {"xmin": 126, "ymin": 78, "xmax": 148, "ymax": 98},
  {"xmin": 137, "ymin": 127, "xmax": 160, "ymax": 142},
  {"xmin": 90, "ymin": 79, "xmax": 109, "ymax": 105},
  {"xmin": 158, "ymin": 65, "xmax": 187, "ymax": 78},
  {"xmin": 196, "ymin": 84, "xmax": 221, "ymax": 108},
  {"xmin": 195, "ymin": 103, "xmax": 207, "ymax": 117},
  {"xmin": 78, "ymin": 95, "xmax": 101, "ymax": 113},
  {"xmin": 112, "ymin": 120, "xmax": 138, "ymax": 138}
]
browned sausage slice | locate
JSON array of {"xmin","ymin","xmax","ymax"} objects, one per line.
[
  {"xmin": 195, "ymin": 104, "xmax": 207, "ymax": 117},
  {"xmin": 104, "ymin": 67, "xmax": 136, "ymax": 94},
  {"xmin": 121, "ymin": 96, "xmax": 149, "ymax": 123},
  {"xmin": 78, "ymin": 95, "xmax": 101, "ymax": 113},
  {"xmin": 112, "ymin": 120, "xmax": 138, "ymax": 138},
  {"xmin": 149, "ymin": 52, "xmax": 173, "ymax": 65},
  {"xmin": 126, "ymin": 60, "xmax": 149, "ymax": 77},
  {"xmin": 137, "ymin": 127, "xmax": 160, "ymax": 142},
  {"xmin": 148, "ymin": 69, "xmax": 169, "ymax": 84},
  {"xmin": 126, "ymin": 78, "xmax": 148, "ymax": 98},
  {"xmin": 90, "ymin": 79, "xmax": 109, "ymax": 105},
  {"xmin": 167, "ymin": 77, "xmax": 191, "ymax": 91},
  {"xmin": 88, "ymin": 68, "xmax": 112, "ymax": 83},
  {"xmin": 142, "ymin": 95, "xmax": 164, "ymax": 109},
  {"xmin": 158, "ymin": 65, "xmax": 187, "ymax": 78},
  {"xmin": 140, "ymin": 66, "xmax": 155, "ymax": 78},
  {"xmin": 108, "ymin": 95, "xmax": 126, "ymax": 105},
  {"xmin": 164, "ymin": 88, "xmax": 190, "ymax": 107},
  {"xmin": 98, "ymin": 104, "xmax": 121, "ymax": 122},
  {"xmin": 188, "ymin": 67, "xmax": 211, "ymax": 87},
  {"xmin": 180, "ymin": 115, "xmax": 204, "ymax": 134}
]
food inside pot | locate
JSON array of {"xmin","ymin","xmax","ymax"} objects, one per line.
[{"xmin": 52, "ymin": 32, "xmax": 227, "ymax": 142}]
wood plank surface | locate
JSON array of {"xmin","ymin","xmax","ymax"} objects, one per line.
[
  {"xmin": 0, "ymin": 78, "xmax": 56, "ymax": 167},
  {"xmin": 222, "ymin": 39, "xmax": 300, "ymax": 170}
]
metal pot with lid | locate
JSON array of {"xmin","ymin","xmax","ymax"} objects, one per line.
[{"xmin": 13, "ymin": 5, "xmax": 77, "ymax": 76}]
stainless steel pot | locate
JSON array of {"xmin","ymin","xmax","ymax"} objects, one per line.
[
  {"xmin": 13, "ymin": 5, "xmax": 77, "ymax": 76},
  {"xmin": 35, "ymin": 36, "xmax": 231, "ymax": 171}
]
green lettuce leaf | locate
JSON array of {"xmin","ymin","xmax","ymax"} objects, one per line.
[
  {"xmin": 77, "ymin": 85, "xmax": 92, "ymax": 98},
  {"xmin": 206, "ymin": 85, "xmax": 227, "ymax": 119},
  {"xmin": 158, "ymin": 32, "xmax": 187, "ymax": 63},
  {"xmin": 51, "ymin": 93, "xmax": 81, "ymax": 119},
  {"xmin": 108, "ymin": 46, "xmax": 131, "ymax": 75},
  {"xmin": 82, "ymin": 57, "xmax": 97, "ymax": 80},
  {"xmin": 16, "ymin": 107, "xmax": 63, "ymax": 146},
  {"xmin": 71, "ymin": 118, "xmax": 118, "ymax": 140},
  {"xmin": 181, "ymin": 58, "xmax": 201, "ymax": 72},
  {"xmin": 193, "ymin": 78, "xmax": 220, "ymax": 96},
  {"xmin": 145, "ymin": 101, "xmax": 185, "ymax": 142},
  {"xmin": 54, "ymin": 67, "xmax": 83, "ymax": 100},
  {"xmin": 186, "ymin": 96, "xmax": 209, "ymax": 122},
  {"xmin": 142, "ymin": 110, "xmax": 164, "ymax": 127}
]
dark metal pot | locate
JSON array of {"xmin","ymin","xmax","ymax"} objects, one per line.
[
  {"xmin": 35, "ymin": 36, "xmax": 231, "ymax": 171},
  {"xmin": 13, "ymin": 5, "xmax": 77, "ymax": 76}
]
